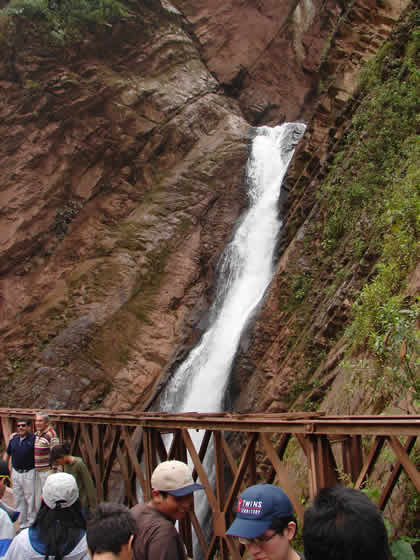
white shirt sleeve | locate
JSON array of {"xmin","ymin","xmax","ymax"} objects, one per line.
[{"xmin": 0, "ymin": 508, "xmax": 14, "ymax": 540}]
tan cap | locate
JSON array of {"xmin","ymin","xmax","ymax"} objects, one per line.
[{"xmin": 151, "ymin": 460, "xmax": 205, "ymax": 496}]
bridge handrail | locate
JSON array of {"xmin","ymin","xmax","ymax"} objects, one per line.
[{"xmin": 1, "ymin": 409, "xmax": 418, "ymax": 560}]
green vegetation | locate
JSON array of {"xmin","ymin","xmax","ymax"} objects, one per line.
[
  {"xmin": 1, "ymin": 0, "xmax": 132, "ymax": 42},
  {"xmin": 350, "ymin": 481, "xmax": 419, "ymax": 560},
  {"xmin": 7, "ymin": 357, "xmax": 26, "ymax": 378},
  {"xmin": 318, "ymin": 8, "xmax": 420, "ymax": 410},
  {"xmin": 291, "ymin": 273, "xmax": 312, "ymax": 303}
]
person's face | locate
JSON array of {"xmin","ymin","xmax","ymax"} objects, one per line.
[
  {"xmin": 55, "ymin": 457, "xmax": 65, "ymax": 467},
  {"xmin": 153, "ymin": 490, "xmax": 194, "ymax": 521},
  {"xmin": 35, "ymin": 415, "xmax": 48, "ymax": 432},
  {"xmin": 17, "ymin": 421, "xmax": 31, "ymax": 437},
  {"xmin": 238, "ymin": 523, "xmax": 296, "ymax": 560}
]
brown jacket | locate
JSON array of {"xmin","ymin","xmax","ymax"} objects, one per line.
[{"xmin": 131, "ymin": 503, "xmax": 188, "ymax": 560}]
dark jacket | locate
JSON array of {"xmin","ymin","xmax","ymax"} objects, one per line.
[{"xmin": 131, "ymin": 503, "xmax": 188, "ymax": 560}]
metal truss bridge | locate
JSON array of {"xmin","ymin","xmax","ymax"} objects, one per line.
[{"xmin": 1, "ymin": 409, "xmax": 418, "ymax": 560}]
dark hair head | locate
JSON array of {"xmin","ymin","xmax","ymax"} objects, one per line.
[
  {"xmin": 50, "ymin": 443, "xmax": 71, "ymax": 465},
  {"xmin": 271, "ymin": 514, "xmax": 297, "ymax": 537},
  {"xmin": 87, "ymin": 502, "xmax": 136, "ymax": 555},
  {"xmin": 17, "ymin": 419, "xmax": 31, "ymax": 426},
  {"xmin": 303, "ymin": 486, "xmax": 390, "ymax": 560},
  {"xmin": 32, "ymin": 499, "xmax": 86, "ymax": 560}
]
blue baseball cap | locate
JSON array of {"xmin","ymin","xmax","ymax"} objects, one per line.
[{"xmin": 226, "ymin": 484, "xmax": 293, "ymax": 539}]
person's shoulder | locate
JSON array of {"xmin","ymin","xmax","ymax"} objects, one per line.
[
  {"xmin": 6, "ymin": 435, "xmax": 15, "ymax": 450},
  {"xmin": 64, "ymin": 531, "xmax": 88, "ymax": 559},
  {"xmin": 11, "ymin": 526, "xmax": 30, "ymax": 546},
  {"xmin": 0, "ymin": 508, "xmax": 14, "ymax": 540},
  {"xmin": 131, "ymin": 503, "xmax": 149, "ymax": 517},
  {"xmin": 70, "ymin": 458, "xmax": 85, "ymax": 472},
  {"xmin": 131, "ymin": 504, "xmax": 173, "ymax": 526},
  {"xmin": 21, "ymin": 433, "xmax": 35, "ymax": 445},
  {"xmin": 35, "ymin": 430, "xmax": 47, "ymax": 440}
]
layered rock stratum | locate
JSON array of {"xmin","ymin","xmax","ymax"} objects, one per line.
[{"xmin": 0, "ymin": 0, "xmax": 416, "ymax": 415}]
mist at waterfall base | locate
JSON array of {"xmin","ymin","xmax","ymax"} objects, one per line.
[{"xmin": 150, "ymin": 123, "xmax": 305, "ymax": 552}]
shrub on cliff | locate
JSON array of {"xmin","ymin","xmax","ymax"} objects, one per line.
[
  {"xmin": 319, "ymin": 7, "xmax": 420, "ymax": 412},
  {"xmin": 1, "ymin": 0, "xmax": 131, "ymax": 41}
]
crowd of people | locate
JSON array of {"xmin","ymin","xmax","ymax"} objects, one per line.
[
  {"xmin": 0, "ymin": 413, "xmax": 97, "ymax": 558},
  {"xmin": 0, "ymin": 416, "xmax": 392, "ymax": 560}
]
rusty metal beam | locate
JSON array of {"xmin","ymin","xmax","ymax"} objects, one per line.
[
  {"xmin": 1, "ymin": 410, "xmax": 418, "ymax": 436},
  {"xmin": 181, "ymin": 429, "xmax": 218, "ymax": 512},
  {"xmin": 223, "ymin": 434, "xmax": 258, "ymax": 516},
  {"xmin": 386, "ymin": 436, "xmax": 420, "ymax": 493},
  {"xmin": 378, "ymin": 436, "xmax": 417, "ymax": 511},
  {"xmin": 354, "ymin": 436, "xmax": 386, "ymax": 489},
  {"xmin": 120, "ymin": 427, "xmax": 147, "ymax": 497},
  {"xmin": 189, "ymin": 509, "xmax": 207, "ymax": 559},
  {"xmin": 260, "ymin": 433, "xmax": 304, "ymax": 524}
]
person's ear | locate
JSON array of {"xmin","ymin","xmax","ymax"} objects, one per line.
[
  {"xmin": 286, "ymin": 521, "xmax": 297, "ymax": 541},
  {"xmin": 122, "ymin": 535, "xmax": 135, "ymax": 559},
  {"xmin": 151, "ymin": 489, "xmax": 163, "ymax": 505},
  {"xmin": 128, "ymin": 534, "xmax": 134, "ymax": 551}
]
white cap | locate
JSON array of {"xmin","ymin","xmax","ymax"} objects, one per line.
[
  {"xmin": 42, "ymin": 473, "xmax": 79, "ymax": 509},
  {"xmin": 151, "ymin": 460, "xmax": 205, "ymax": 496}
]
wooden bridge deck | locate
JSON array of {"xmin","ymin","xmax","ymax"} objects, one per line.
[{"xmin": 1, "ymin": 409, "xmax": 419, "ymax": 560}]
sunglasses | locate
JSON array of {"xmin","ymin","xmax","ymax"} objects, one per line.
[
  {"xmin": 238, "ymin": 533, "xmax": 277, "ymax": 546},
  {"xmin": 17, "ymin": 424, "xmax": 27, "ymax": 428}
]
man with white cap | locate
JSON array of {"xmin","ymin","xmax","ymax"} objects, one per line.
[
  {"xmin": 131, "ymin": 460, "xmax": 205, "ymax": 560},
  {"xmin": 5, "ymin": 472, "xmax": 89, "ymax": 559},
  {"xmin": 226, "ymin": 483, "xmax": 301, "ymax": 560}
]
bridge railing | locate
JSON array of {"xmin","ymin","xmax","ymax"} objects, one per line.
[{"xmin": 1, "ymin": 409, "xmax": 419, "ymax": 560}]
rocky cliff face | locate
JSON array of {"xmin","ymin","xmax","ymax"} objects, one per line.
[
  {"xmin": 229, "ymin": 0, "xmax": 419, "ymax": 416},
  {"xmin": 0, "ymin": 0, "xmax": 416, "ymax": 413},
  {"xmin": 0, "ymin": 1, "xmax": 251, "ymax": 409}
]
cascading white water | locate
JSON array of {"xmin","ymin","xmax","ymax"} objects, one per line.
[
  {"xmin": 149, "ymin": 123, "xmax": 306, "ymax": 555},
  {"xmin": 159, "ymin": 123, "xmax": 306, "ymax": 416}
]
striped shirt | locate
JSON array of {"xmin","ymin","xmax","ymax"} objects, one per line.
[{"xmin": 34, "ymin": 427, "xmax": 59, "ymax": 471}]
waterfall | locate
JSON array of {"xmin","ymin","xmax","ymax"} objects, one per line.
[
  {"xmin": 159, "ymin": 122, "xmax": 306, "ymax": 416},
  {"xmin": 148, "ymin": 123, "xmax": 306, "ymax": 554}
]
